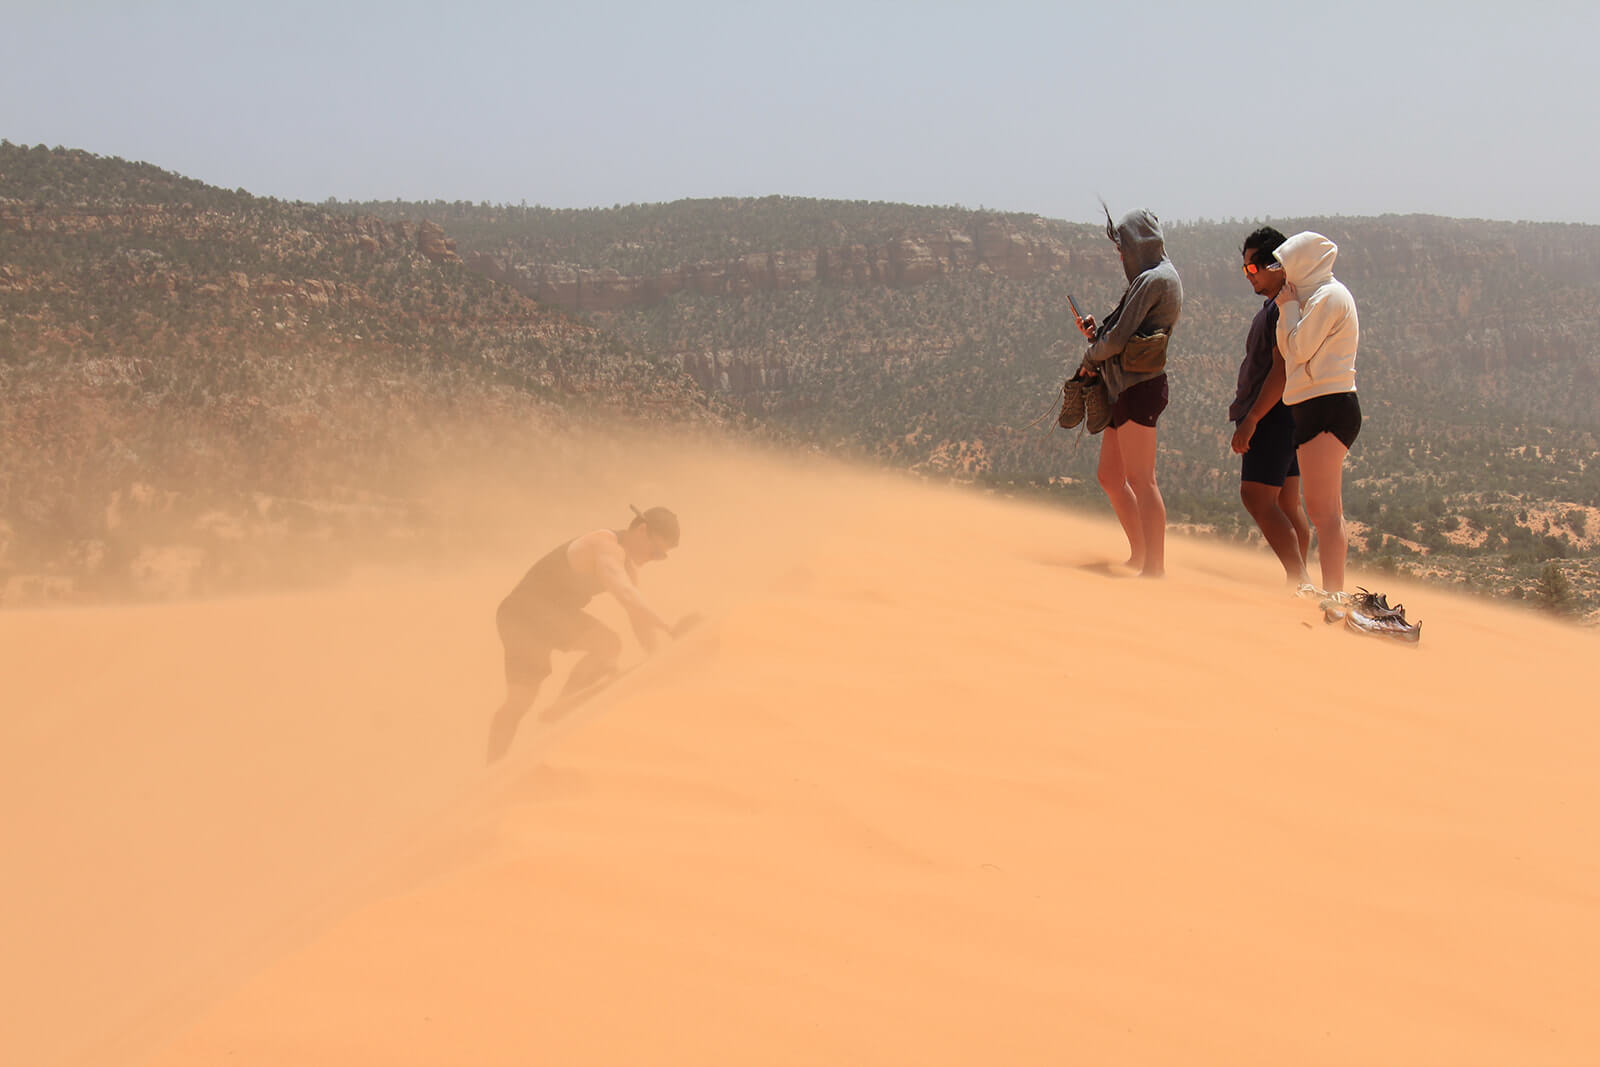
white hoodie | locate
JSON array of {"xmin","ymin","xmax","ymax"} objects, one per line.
[{"xmin": 1273, "ymin": 231, "xmax": 1358, "ymax": 405}]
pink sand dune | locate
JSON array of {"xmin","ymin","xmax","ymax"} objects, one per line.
[{"xmin": 5, "ymin": 448, "xmax": 1597, "ymax": 1067}]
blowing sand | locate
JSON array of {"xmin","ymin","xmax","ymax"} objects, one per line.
[{"xmin": 5, "ymin": 441, "xmax": 1598, "ymax": 1067}]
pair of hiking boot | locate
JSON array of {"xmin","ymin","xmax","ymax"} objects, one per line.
[{"xmin": 1058, "ymin": 371, "xmax": 1111, "ymax": 434}]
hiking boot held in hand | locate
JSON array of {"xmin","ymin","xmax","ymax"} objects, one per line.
[
  {"xmin": 1084, "ymin": 375, "xmax": 1112, "ymax": 435},
  {"xmin": 1058, "ymin": 373, "xmax": 1087, "ymax": 429}
]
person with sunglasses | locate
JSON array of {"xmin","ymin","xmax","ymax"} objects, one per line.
[
  {"xmin": 1074, "ymin": 207, "xmax": 1184, "ymax": 577},
  {"xmin": 1272, "ymin": 231, "xmax": 1361, "ymax": 596},
  {"xmin": 1229, "ymin": 226, "xmax": 1312, "ymax": 584},
  {"xmin": 486, "ymin": 505, "xmax": 692, "ymax": 762}
]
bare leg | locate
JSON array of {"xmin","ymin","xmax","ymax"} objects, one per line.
[
  {"xmin": 1112, "ymin": 421, "xmax": 1166, "ymax": 577},
  {"xmin": 1242, "ymin": 480, "xmax": 1308, "ymax": 583},
  {"xmin": 1280, "ymin": 475, "xmax": 1312, "ymax": 565},
  {"xmin": 487, "ymin": 682, "xmax": 540, "ymax": 763},
  {"xmin": 1096, "ymin": 427, "xmax": 1144, "ymax": 570},
  {"xmin": 1297, "ymin": 433, "xmax": 1350, "ymax": 593}
]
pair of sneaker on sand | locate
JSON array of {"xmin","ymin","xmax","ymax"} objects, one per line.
[{"xmin": 1297, "ymin": 584, "xmax": 1423, "ymax": 644}]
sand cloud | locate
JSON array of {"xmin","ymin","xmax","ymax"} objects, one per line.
[{"xmin": 5, "ymin": 435, "xmax": 1597, "ymax": 1066}]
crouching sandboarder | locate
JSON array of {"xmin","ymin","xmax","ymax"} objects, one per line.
[{"xmin": 486, "ymin": 505, "xmax": 693, "ymax": 763}]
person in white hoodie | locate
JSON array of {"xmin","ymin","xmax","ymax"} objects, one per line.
[{"xmin": 1272, "ymin": 231, "xmax": 1361, "ymax": 594}]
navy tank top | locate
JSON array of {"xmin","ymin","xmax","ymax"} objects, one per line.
[{"xmin": 500, "ymin": 537, "xmax": 608, "ymax": 618}]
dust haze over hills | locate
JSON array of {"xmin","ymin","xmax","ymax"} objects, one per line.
[
  {"xmin": 352, "ymin": 195, "xmax": 1600, "ymax": 609},
  {"xmin": 0, "ymin": 143, "xmax": 729, "ymax": 606},
  {"xmin": 5, "ymin": 437, "xmax": 1599, "ymax": 1067},
  {"xmin": 5, "ymin": 143, "xmax": 1599, "ymax": 616}
]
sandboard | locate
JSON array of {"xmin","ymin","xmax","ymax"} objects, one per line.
[
  {"xmin": 538, "ymin": 661, "xmax": 641, "ymax": 724},
  {"xmin": 485, "ymin": 615, "xmax": 719, "ymax": 764}
]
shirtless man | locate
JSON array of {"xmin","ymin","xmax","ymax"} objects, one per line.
[{"xmin": 486, "ymin": 505, "xmax": 690, "ymax": 762}]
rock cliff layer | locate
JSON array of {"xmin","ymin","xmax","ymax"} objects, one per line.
[{"xmin": 465, "ymin": 217, "xmax": 1086, "ymax": 312}]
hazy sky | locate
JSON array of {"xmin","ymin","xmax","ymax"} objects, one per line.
[{"xmin": 4, "ymin": 0, "xmax": 1597, "ymax": 225}]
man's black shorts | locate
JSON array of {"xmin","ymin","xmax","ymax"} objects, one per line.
[
  {"xmin": 1290, "ymin": 391, "xmax": 1362, "ymax": 450},
  {"xmin": 496, "ymin": 602, "xmax": 611, "ymax": 687},
  {"xmin": 1109, "ymin": 373, "xmax": 1169, "ymax": 430},
  {"xmin": 1239, "ymin": 402, "xmax": 1301, "ymax": 487}
]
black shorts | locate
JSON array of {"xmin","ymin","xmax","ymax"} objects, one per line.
[
  {"xmin": 496, "ymin": 602, "xmax": 612, "ymax": 687},
  {"xmin": 1290, "ymin": 391, "xmax": 1362, "ymax": 450},
  {"xmin": 1109, "ymin": 373, "xmax": 1169, "ymax": 429},
  {"xmin": 1239, "ymin": 402, "xmax": 1301, "ymax": 487}
]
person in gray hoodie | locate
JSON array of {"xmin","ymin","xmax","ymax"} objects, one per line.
[{"xmin": 1075, "ymin": 208, "xmax": 1183, "ymax": 577}]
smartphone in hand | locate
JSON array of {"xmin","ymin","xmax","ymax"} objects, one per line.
[{"xmin": 1068, "ymin": 294, "xmax": 1095, "ymax": 339}]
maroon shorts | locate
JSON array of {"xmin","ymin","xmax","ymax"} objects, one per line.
[{"xmin": 1109, "ymin": 373, "xmax": 1169, "ymax": 429}]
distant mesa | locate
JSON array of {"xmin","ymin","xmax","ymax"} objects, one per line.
[{"xmin": 471, "ymin": 218, "xmax": 1080, "ymax": 313}]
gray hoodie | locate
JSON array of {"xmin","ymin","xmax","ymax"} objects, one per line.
[{"xmin": 1084, "ymin": 210, "xmax": 1183, "ymax": 400}]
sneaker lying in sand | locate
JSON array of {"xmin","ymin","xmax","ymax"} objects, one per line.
[
  {"xmin": 1318, "ymin": 590, "xmax": 1351, "ymax": 615},
  {"xmin": 1348, "ymin": 588, "xmax": 1408, "ymax": 621},
  {"xmin": 1319, "ymin": 587, "xmax": 1421, "ymax": 643},
  {"xmin": 1343, "ymin": 604, "xmax": 1422, "ymax": 644}
]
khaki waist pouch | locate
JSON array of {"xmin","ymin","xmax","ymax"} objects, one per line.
[{"xmin": 1120, "ymin": 331, "xmax": 1169, "ymax": 375}]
